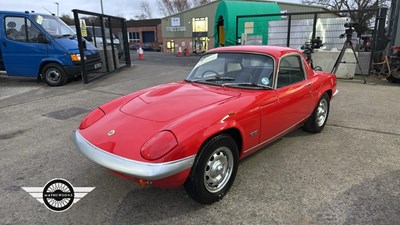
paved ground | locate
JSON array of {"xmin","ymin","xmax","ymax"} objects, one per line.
[{"xmin": 1, "ymin": 52, "xmax": 400, "ymax": 225}]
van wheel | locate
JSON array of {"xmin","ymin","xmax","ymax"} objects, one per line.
[{"xmin": 42, "ymin": 63, "xmax": 67, "ymax": 86}]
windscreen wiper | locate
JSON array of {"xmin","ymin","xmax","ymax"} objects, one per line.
[
  {"xmin": 223, "ymin": 82, "xmax": 273, "ymax": 89},
  {"xmin": 58, "ymin": 34, "xmax": 74, "ymax": 39},
  {"xmin": 204, "ymin": 76, "xmax": 235, "ymax": 82}
]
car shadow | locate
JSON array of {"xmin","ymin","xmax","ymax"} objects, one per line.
[
  {"xmin": 239, "ymin": 128, "xmax": 312, "ymax": 163},
  {"xmin": 111, "ymin": 187, "xmax": 205, "ymax": 224},
  {"xmin": 311, "ymin": 169, "xmax": 400, "ymax": 225}
]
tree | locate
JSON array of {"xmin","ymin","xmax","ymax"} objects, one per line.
[
  {"xmin": 192, "ymin": 0, "xmax": 213, "ymax": 7},
  {"xmin": 157, "ymin": 0, "xmax": 190, "ymax": 16},
  {"xmin": 157, "ymin": 0, "xmax": 214, "ymax": 16},
  {"xmin": 302, "ymin": 0, "xmax": 389, "ymax": 37},
  {"xmin": 60, "ymin": 14, "xmax": 75, "ymax": 25},
  {"xmin": 135, "ymin": 1, "xmax": 152, "ymax": 20}
]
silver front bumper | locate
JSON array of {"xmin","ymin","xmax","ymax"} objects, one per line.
[
  {"xmin": 73, "ymin": 130, "xmax": 195, "ymax": 180},
  {"xmin": 333, "ymin": 89, "xmax": 339, "ymax": 97}
]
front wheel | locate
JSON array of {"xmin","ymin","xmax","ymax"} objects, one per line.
[
  {"xmin": 303, "ymin": 93, "xmax": 330, "ymax": 133},
  {"xmin": 184, "ymin": 134, "xmax": 239, "ymax": 204},
  {"xmin": 42, "ymin": 63, "xmax": 67, "ymax": 86}
]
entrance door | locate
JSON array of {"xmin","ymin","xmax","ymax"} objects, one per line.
[
  {"xmin": 192, "ymin": 37, "xmax": 208, "ymax": 53},
  {"xmin": 192, "ymin": 17, "xmax": 208, "ymax": 53}
]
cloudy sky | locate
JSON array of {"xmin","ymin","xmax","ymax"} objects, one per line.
[{"xmin": 0, "ymin": 0, "xmax": 302, "ymax": 19}]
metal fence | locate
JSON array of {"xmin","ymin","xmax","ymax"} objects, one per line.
[
  {"xmin": 236, "ymin": 8, "xmax": 388, "ymax": 75},
  {"xmin": 72, "ymin": 9, "xmax": 131, "ymax": 84}
]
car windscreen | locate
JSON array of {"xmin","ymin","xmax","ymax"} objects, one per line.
[
  {"xmin": 33, "ymin": 15, "xmax": 75, "ymax": 38},
  {"xmin": 186, "ymin": 52, "xmax": 274, "ymax": 89}
]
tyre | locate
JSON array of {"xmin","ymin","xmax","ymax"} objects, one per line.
[
  {"xmin": 184, "ymin": 134, "xmax": 239, "ymax": 204},
  {"xmin": 303, "ymin": 93, "xmax": 330, "ymax": 133},
  {"xmin": 42, "ymin": 63, "xmax": 67, "ymax": 86}
]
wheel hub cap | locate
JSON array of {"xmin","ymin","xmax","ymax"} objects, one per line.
[
  {"xmin": 47, "ymin": 69, "xmax": 60, "ymax": 82},
  {"xmin": 204, "ymin": 147, "xmax": 233, "ymax": 193},
  {"xmin": 316, "ymin": 99, "xmax": 328, "ymax": 126}
]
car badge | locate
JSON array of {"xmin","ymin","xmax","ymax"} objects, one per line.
[{"xmin": 107, "ymin": 130, "xmax": 115, "ymax": 136}]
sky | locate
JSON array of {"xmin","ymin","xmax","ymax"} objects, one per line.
[{"xmin": 0, "ymin": 0, "xmax": 302, "ymax": 20}]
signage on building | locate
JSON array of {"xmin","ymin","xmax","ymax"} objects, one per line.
[
  {"xmin": 166, "ymin": 26, "xmax": 187, "ymax": 32},
  {"xmin": 171, "ymin": 17, "xmax": 181, "ymax": 26}
]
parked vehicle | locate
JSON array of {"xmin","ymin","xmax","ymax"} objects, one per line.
[
  {"xmin": 0, "ymin": 11, "xmax": 102, "ymax": 86},
  {"xmin": 74, "ymin": 46, "xmax": 338, "ymax": 204},
  {"xmin": 70, "ymin": 25, "xmax": 123, "ymax": 58}
]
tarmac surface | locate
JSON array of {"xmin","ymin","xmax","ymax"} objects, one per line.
[{"xmin": 1, "ymin": 52, "xmax": 400, "ymax": 225}]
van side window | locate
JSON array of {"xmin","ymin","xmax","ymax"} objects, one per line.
[
  {"xmin": 277, "ymin": 55, "xmax": 305, "ymax": 88},
  {"xmin": 5, "ymin": 17, "xmax": 42, "ymax": 43},
  {"xmin": 5, "ymin": 17, "xmax": 23, "ymax": 41}
]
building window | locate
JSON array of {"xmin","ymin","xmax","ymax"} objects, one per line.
[
  {"xmin": 192, "ymin": 17, "xmax": 208, "ymax": 32},
  {"xmin": 128, "ymin": 32, "xmax": 139, "ymax": 43}
]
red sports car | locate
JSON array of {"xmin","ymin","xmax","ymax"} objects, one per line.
[{"xmin": 74, "ymin": 46, "xmax": 337, "ymax": 204}]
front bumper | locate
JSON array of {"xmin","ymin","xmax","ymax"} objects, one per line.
[
  {"xmin": 73, "ymin": 130, "xmax": 195, "ymax": 180},
  {"xmin": 65, "ymin": 58, "xmax": 102, "ymax": 77}
]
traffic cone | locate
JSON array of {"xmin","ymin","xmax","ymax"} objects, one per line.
[
  {"xmin": 138, "ymin": 47, "xmax": 144, "ymax": 60},
  {"xmin": 177, "ymin": 47, "xmax": 183, "ymax": 57}
]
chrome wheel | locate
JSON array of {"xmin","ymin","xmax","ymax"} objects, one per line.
[
  {"xmin": 203, "ymin": 146, "xmax": 234, "ymax": 193},
  {"xmin": 316, "ymin": 98, "xmax": 328, "ymax": 127},
  {"xmin": 184, "ymin": 134, "xmax": 239, "ymax": 204}
]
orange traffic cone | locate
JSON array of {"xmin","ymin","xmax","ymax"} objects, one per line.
[
  {"xmin": 138, "ymin": 47, "xmax": 144, "ymax": 60},
  {"xmin": 177, "ymin": 47, "xmax": 183, "ymax": 57}
]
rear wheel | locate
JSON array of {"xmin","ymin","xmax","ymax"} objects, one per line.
[
  {"xmin": 184, "ymin": 134, "xmax": 239, "ymax": 204},
  {"xmin": 303, "ymin": 93, "xmax": 330, "ymax": 133},
  {"xmin": 42, "ymin": 63, "xmax": 67, "ymax": 86}
]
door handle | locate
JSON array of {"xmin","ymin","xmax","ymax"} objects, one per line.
[{"xmin": 305, "ymin": 82, "xmax": 313, "ymax": 87}]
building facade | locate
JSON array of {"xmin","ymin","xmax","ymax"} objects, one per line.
[
  {"xmin": 126, "ymin": 19, "xmax": 162, "ymax": 51},
  {"xmin": 160, "ymin": 0, "xmax": 331, "ymax": 53}
]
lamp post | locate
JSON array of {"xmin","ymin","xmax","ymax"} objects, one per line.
[
  {"xmin": 55, "ymin": 2, "xmax": 59, "ymax": 16},
  {"xmin": 100, "ymin": 0, "xmax": 104, "ymax": 14}
]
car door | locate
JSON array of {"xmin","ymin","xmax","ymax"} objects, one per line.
[
  {"xmin": 1, "ymin": 16, "xmax": 48, "ymax": 77},
  {"xmin": 259, "ymin": 54, "xmax": 314, "ymax": 141}
]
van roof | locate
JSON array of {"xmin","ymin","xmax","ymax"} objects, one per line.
[{"xmin": 0, "ymin": 11, "xmax": 55, "ymax": 17}]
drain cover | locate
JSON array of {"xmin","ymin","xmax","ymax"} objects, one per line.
[{"xmin": 44, "ymin": 107, "xmax": 91, "ymax": 120}]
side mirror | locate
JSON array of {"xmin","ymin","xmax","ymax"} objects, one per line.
[{"xmin": 38, "ymin": 33, "xmax": 49, "ymax": 44}]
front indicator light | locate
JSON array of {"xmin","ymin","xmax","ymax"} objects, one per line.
[
  {"xmin": 79, "ymin": 108, "xmax": 105, "ymax": 129},
  {"xmin": 140, "ymin": 131, "xmax": 178, "ymax": 160},
  {"xmin": 138, "ymin": 179, "xmax": 152, "ymax": 187},
  {"xmin": 70, "ymin": 54, "xmax": 81, "ymax": 62}
]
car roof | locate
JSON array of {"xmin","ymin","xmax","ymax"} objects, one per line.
[{"xmin": 207, "ymin": 45, "xmax": 302, "ymax": 59}]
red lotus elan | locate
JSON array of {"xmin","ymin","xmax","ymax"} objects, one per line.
[{"xmin": 74, "ymin": 46, "xmax": 337, "ymax": 204}]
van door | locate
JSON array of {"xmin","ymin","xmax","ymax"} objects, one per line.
[{"xmin": 1, "ymin": 16, "xmax": 48, "ymax": 77}]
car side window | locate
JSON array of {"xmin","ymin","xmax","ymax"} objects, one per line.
[
  {"xmin": 277, "ymin": 55, "xmax": 305, "ymax": 88},
  {"xmin": 5, "ymin": 17, "xmax": 42, "ymax": 43}
]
